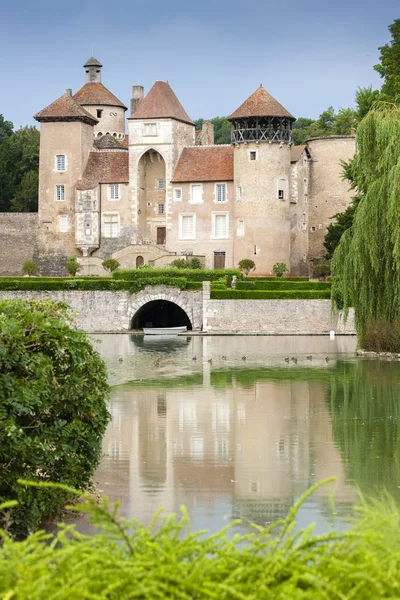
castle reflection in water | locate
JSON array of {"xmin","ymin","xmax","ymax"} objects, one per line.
[{"xmin": 92, "ymin": 334, "xmax": 358, "ymax": 533}]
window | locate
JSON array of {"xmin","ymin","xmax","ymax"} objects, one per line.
[
  {"xmin": 109, "ymin": 184, "xmax": 120, "ymax": 200},
  {"xmin": 143, "ymin": 123, "xmax": 157, "ymax": 136},
  {"xmin": 249, "ymin": 150, "xmax": 257, "ymax": 161},
  {"xmin": 190, "ymin": 184, "xmax": 203, "ymax": 204},
  {"xmin": 104, "ymin": 214, "xmax": 119, "ymax": 238},
  {"xmin": 59, "ymin": 215, "xmax": 68, "ymax": 233},
  {"xmin": 55, "ymin": 155, "xmax": 66, "ymax": 172},
  {"xmin": 55, "ymin": 184, "xmax": 65, "ymax": 201},
  {"xmin": 174, "ymin": 188, "xmax": 182, "ymax": 201},
  {"xmin": 311, "ymin": 226, "xmax": 316, "ymax": 232},
  {"xmin": 96, "ymin": 109, "xmax": 103, "ymax": 118},
  {"xmin": 237, "ymin": 219, "xmax": 245, "ymax": 237},
  {"xmin": 158, "ymin": 179, "xmax": 165, "ymax": 190},
  {"xmin": 236, "ymin": 184, "xmax": 242, "ymax": 200},
  {"xmin": 212, "ymin": 213, "xmax": 228, "ymax": 239},
  {"xmin": 216, "ymin": 183, "xmax": 227, "ymax": 203},
  {"xmin": 158, "ymin": 203, "xmax": 165, "ymax": 215},
  {"xmin": 277, "ymin": 178, "xmax": 287, "ymax": 200},
  {"xmin": 179, "ymin": 213, "xmax": 196, "ymax": 240}
]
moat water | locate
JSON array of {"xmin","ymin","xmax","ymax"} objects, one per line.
[{"xmin": 77, "ymin": 334, "xmax": 400, "ymax": 534}]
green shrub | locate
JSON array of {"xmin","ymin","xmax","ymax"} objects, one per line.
[
  {"xmin": 113, "ymin": 269, "xmax": 241, "ymax": 282},
  {"xmin": 185, "ymin": 281, "xmax": 203, "ymax": 290},
  {"xmin": 188, "ymin": 257, "xmax": 202, "ymax": 269},
  {"xmin": 170, "ymin": 258, "xmax": 188, "ymax": 269},
  {"xmin": 22, "ymin": 260, "xmax": 39, "ymax": 277},
  {"xmin": 137, "ymin": 264, "xmax": 153, "ymax": 270},
  {"xmin": 246, "ymin": 276, "xmax": 309, "ymax": 282},
  {"xmin": 0, "ymin": 278, "xmax": 190, "ymax": 293},
  {"xmin": 360, "ymin": 318, "xmax": 400, "ymax": 352},
  {"xmin": 272, "ymin": 262, "xmax": 288, "ymax": 277},
  {"xmin": 0, "ymin": 299, "xmax": 110, "ymax": 538},
  {"xmin": 66, "ymin": 256, "xmax": 79, "ymax": 277},
  {"xmin": 313, "ymin": 258, "xmax": 331, "ymax": 279},
  {"xmin": 238, "ymin": 258, "xmax": 256, "ymax": 277},
  {"xmin": 236, "ymin": 281, "xmax": 331, "ymax": 291},
  {"xmin": 101, "ymin": 258, "xmax": 120, "ymax": 274},
  {"xmin": 1, "ymin": 479, "xmax": 400, "ymax": 598},
  {"xmin": 211, "ymin": 289, "xmax": 331, "ymax": 299}
]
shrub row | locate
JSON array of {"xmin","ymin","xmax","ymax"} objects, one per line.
[
  {"xmin": 236, "ymin": 280, "xmax": 331, "ymax": 290},
  {"xmin": 0, "ymin": 277, "xmax": 199, "ymax": 292},
  {"xmin": 211, "ymin": 289, "xmax": 331, "ymax": 300},
  {"xmin": 247, "ymin": 276, "xmax": 309, "ymax": 281},
  {"xmin": 113, "ymin": 269, "xmax": 241, "ymax": 283}
]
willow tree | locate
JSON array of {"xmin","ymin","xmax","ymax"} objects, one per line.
[{"xmin": 332, "ymin": 103, "xmax": 400, "ymax": 341}]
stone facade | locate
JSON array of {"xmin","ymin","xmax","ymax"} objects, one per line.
[
  {"xmin": 0, "ymin": 285, "xmax": 355, "ymax": 335},
  {"xmin": 0, "ymin": 213, "xmax": 38, "ymax": 276},
  {"xmin": 0, "ymin": 58, "xmax": 356, "ymax": 276}
]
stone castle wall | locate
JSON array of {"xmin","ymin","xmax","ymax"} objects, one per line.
[{"xmin": 0, "ymin": 213, "xmax": 38, "ymax": 275}]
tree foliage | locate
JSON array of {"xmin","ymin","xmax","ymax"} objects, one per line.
[
  {"xmin": 102, "ymin": 258, "xmax": 120, "ymax": 274},
  {"xmin": 0, "ymin": 119, "xmax": 39, "ymax": 212},
  {"xmin": 374, "ymin": 18, "xmax": 400, "ymax": 103},
  {"xmin": 66, "ymin": 256, "xmax": 80, "ymax": 277},
  {"xmin": 238, "ymin": 259, "xmax": 256, "ymax": 277},
  {"xmin": 194, "ymin": 116, "xmax": 231, "ymax": 144},
  {"xmin": 2, "ymin": 479, "xmax": 400, "ymax": 598},
  {"xmin": 0, "ymin": 299, "xmax": 110, "ymax": 537},
  {"xmin": 331, "ymin": 103, "xmax": 400, "ymax": 341}
]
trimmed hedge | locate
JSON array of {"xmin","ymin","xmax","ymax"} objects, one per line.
[
  {"xmin": 246, "ymin": 277, "xmax": 309, "ymax": 281},
  {"xmin": 236, "ymin": 280, "xmax": 331, "ymax": 291},
  {"xmin": 113, "ymin": 269, "xmax": 241, "ymax": 283},
  {"xmin": 211, "ymin": 289, "xmax": 331, "ymax": 300},
  {"xmin": 0, "ymin": 277, "xmax": 200, "ymax": 292}
]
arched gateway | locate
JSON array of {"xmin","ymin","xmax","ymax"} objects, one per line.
[{"xmin": 121, "ymin": 285, "xmax": 203, "ymax": 331}]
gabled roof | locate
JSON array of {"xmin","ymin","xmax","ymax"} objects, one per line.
[
  {"xmin": 73, "ymin": 83, "xmax": 127, "ymax": 110},
  {"xmin": 76, "ymin": 152, "xmax": 129, "ymax": 190},
  {"xmin": 229, "ymin": 85, "xmax": 294, "ymax": 120},
  {"xmin": 131, "ymin": 81, "xmax": 194, "ymax": 125},
  {"xmin": 84, "ymin": 56, "xmax": 102, "ymax": 67},
  {"xmin": 172, "ymin": 146, "xmax": 234, "ymax": 182},
  {"xmin": 290, "ymin": 145, "xmax": 311, "ymax": 162},
  {"xmin": 34, "ymin": 90, "xmax": 98, "ymax": 125}
]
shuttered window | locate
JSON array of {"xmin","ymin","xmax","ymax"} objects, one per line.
[
  {"xmin": 213, "ymin": 213, "xmax": 228, "ymax": 239},
  {"xmin": 179, "ymin": 214, "xmax": 195, "ymax": 240},
  {"xmin": 104, "ymin": 214, "xmax": 119, "ymax": 238},
  {"xmin": 190, "ymin": 184, "xmax": 202, "ymax": 204},
  {"xmin": 59, "ymin": 215, "xmax": 68, "ymax": 232}
]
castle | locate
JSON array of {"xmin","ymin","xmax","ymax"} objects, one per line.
[{"xmin": 11, "ymin": 57, "xmax": 356, "ymax": 276}]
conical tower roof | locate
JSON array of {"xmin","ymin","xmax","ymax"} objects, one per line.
[
  {"xmin": 131, "ymin": 81, "xmax": 193, "ymax": 125},
  {"xmin": 74, "ymin": 83, "xmax": 127, "ymax": 110},
  {"xmin": 229, "ymin": 85, "xmax": 294, "ymax": 120},
  {"xmin": 84, "ymin": 56, "xmax": 103, "ymax": 67}
]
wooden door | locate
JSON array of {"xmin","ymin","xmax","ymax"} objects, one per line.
[
  {"xmin": 157, "ymin": 227, "xmax": 166, "ymax": 245},
  {"xmin": 136, "ymin": 255, "xmax": 144, "ymax": 268},
  {"xmin": 214, "ymin": 251, "xmax": 226, "ymax": 269}
]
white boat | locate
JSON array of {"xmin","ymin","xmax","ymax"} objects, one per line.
[{"xmin": 143, "ymin": 326, "xmax": 187, "ymax": 335}]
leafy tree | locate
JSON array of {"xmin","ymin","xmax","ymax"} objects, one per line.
[
  {"xmin": 332, "ymin": 103, "xmax": 400, "ymax": 343},
  {"xmin": 0, "ymin": 299, "xmax": 110, "ymax": 537},
  {"xmin": 170, "ymin": 258, "xmax": 188, "ymax": 269},
  {"xmin": 22, "ymin": 260, "xmax": 39, "ymax": 277},
  {"xmin": 102, "ymin": 258, "xmax": 120, "ymax": 274},
  {"xmin": 66, "ymin": 256, "xmax": 80, "ymax": 277},
  {"xmin": 292, "ymin": 118, "xmax": 315, "ymax": 145},
  {"xmin": 188, "ymin": 257, "xmax": 202, "ymax": 269},
  {"xmin": 238, "ymin": 259, "xmax": 256, "ymax": 277},
  {"xmin": 374, "ymin": 19, "xmax": 400, "ymax": 103},
  {"xmin": 355, "ymin": 86, "xmax": 381, "ymax": 120},
  {"xmin": 194, "ymin": 116, "xmax": 231, "ymax": 144},
  {"xmin": 272, "ymin": 262, "xmax": 288, "ymax": 278}
]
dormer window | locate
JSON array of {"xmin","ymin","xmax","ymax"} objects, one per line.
[
  {"xmin": 143, "ymin": 123, "xmax": 157, "ymax": 136},
  {"xmin": 96, "ymin": 109, "xmax": 103, "ymax": 118},
  {"xmin": 55, "ymin": 155, "xmax": 66, "ymax": 172}
]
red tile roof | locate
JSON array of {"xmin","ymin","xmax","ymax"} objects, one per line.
[
  {"xmin": 290, "ymin": 145, "xmax": 306, "ymax": 162},
  {"xmin": 73, "ymin": 83, "xmax": 127, "ymax": 110},
  {"xmin": 76, "ymin": 151, "xmax": 129, "ymax": 190},
  {"xmin": 131, "ymin": 81, "xmax": 193, "ymax": 125},
  {"xmin": 172, "ymin": 146, "xmax": 234, "ymax": 182},
  {"xmin": 229, "ymin": 85, "xmax": 294, "ymax": 120},
  {"xmin": 34, "ymin": 91, "xmax": 98, "ymax": 124}
]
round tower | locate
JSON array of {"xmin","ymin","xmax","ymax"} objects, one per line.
[
  {"xmin": 230, "ymin": 86, "xmax": 295, "ymax": 274},
  {"xmin": 73, "ymin": 57, "xmax": 127, "ymax": 139}
]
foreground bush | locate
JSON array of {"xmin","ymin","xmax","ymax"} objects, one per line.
[
  {"xmin": 360, "ymin": 318, "xmax": 400, "ymax": 352},
  {"xmin": 0, "ymin": 299, "xmax": 110, "ymax": 538},
  {"xmin": 211, "ymin": 289, "xmax": 331, "ymax": 299},
  {"xmin": 1, "ymin": 479, "xmax": 400, "ymax": 599}
]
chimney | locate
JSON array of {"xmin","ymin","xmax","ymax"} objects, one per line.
[
  {"xmin": 130, "ymin": 85, "xmax": 144, "ymax": 117},
  {"xmin": 202, "ymin": 121, "xmax": 214, "ymax": 145},
  {"xmin": 65, "ymin": 88, "xmax": 72, "ymax": 97}
]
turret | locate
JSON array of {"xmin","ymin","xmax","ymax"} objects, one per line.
[{"xmin": 84, "ymin": 57, "xmax": 102, "ymax": 83}]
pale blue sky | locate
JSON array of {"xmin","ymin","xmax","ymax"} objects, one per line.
[{"xmin": 1, "ymin": 0, "xmax": 398, "ymax": 129}]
